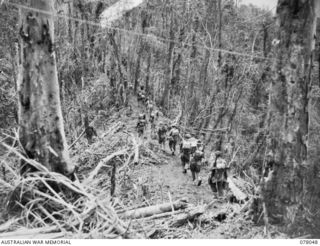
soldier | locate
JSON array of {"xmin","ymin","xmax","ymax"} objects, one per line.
[
  {"xmin": 208, "ymin": 151, "xmax": 228, "ymax": 197},
  {"xmin": 196, "ymin": 139, "xmax": 204, "ymax": 152},
  {"xmin": 190, "ymin": 148, "xmax": 204, "ymax": 186},
  {"xmin": 128, "ymin": 83, "xmax": 134, "ymax": 95},
  {"xmin": 157, "ymin": 122, "xmax": 167, "ymax": 149},
  {"xmin": 180, "ymin": 134, "xmax": 192, "ymax": 173},
  {"xmin": 168, "ymin": 124, "xmax": 181, "ymax": 155},
  {"xmin": 138, "ymin": 86, "xmax": 145, "ymax": 107},
  {"xmin": 147, "ymin": 101, "xmax": 154, "ymax": 117},
  {"xmin": 190, "ymin": 135, "xmax": 198, "ymax": 155},
  {"xmin": 224, "ymin": 137, "xmax": 234, "ymax": 160},
  {"xmin": 136, "ymin": 113, "xmax": 147, "ymax": 138},
  {"xmin": 84, "ymin": 115, "xmax": 97, "ymax": 145},
  {"xmin": 149, "ymin": 110, "xmax": 157, "ymax": 137},
  {"xmin": 144, "ymin": 95, "xmax": 150, "ymax": 106}
]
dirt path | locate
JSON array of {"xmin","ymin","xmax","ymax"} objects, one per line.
[
  {"xmin": 130, "ymin": 98, "xmax": 215, "ymax": 206},
  {"xmin": 143, "ymin": 148, "xmax": 214, "ymax": 205}
]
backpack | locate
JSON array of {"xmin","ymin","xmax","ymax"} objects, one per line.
[
  {"xmin": 158, "ymin": 127, "xmax": 166, "ymax": 137},
  {"xmin": 182, "ymin": 146, "xmax": 191, "ymax": 158},
  {"xmin": 190, "ymin": 141, "xmax": 197, "ymax": 154},
  {"xmin": 194, "ymin": 150, "xmax": 203, "ymax": 162},
  {"xmin": 171, "ymin": 128, "xmax": 179, "ymax": 136},
  {"xmin": 182, "ymin": 141, "xmax": 192, "ymax": 150},
  {"xmin": 138, "ymin": 114, "xmax": 144, "ymax": 120},
  {"xmin": 216, "ymin": 158, "xmax": 227, "ymax": 169}
]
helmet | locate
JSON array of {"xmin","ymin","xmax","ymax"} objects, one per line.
[
  {"xmin": 215, "ymin": 150, "xmax": 222, "ymax": 158},
  {"xmin": 138, "ymin": 113, "xmax": 144, "ymax": 120},
  {"xmin": 171, "ymin": 123, "xmax": 177, "ymax": 128},
  {"xmin": 185, "ymin": 134, "xmax": 191, "ymax": 139}
]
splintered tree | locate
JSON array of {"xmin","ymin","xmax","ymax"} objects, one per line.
[
  {"xmin": 262, "ymin": 0, "xmax": 317, "ymax": 231},
  {"xmin": 17, "ymin": 0, "xmax": 74, "ymax": 176}
]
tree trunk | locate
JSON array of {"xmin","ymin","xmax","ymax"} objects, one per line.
[
  {"xmin": 134, "ymin": 43, "xmax": 143, "ymax": 93},
  {"xmin": 133, "ymin": 9, "xmax": 150, "ymax": 93},
  {"xmin": 109, "ymin": 31, "xmax": 126, "ymax": 103},
  {"xmin": 201, "ymin": 0, "xmax": 216, "ymax": 94},
  {"xmin": 145, "ymin": 50, "xmax": 152, "ymax": 95},
  {"xmin": 262, "ymin": 22, "xmax": 268, "ymax": 58},
  {"xmin": 187, "ymin": 18, "xmax": 199, "ymax": 124},
  {"xmin": 262, "ymin": 0, "xmax": 317, "ymax": 230},
  {"xmin": 68, "ymin": 1, "xmax": 73, "ymax": 43},
  {"xmin": 18, "ymin": 0, "xmax": 74, "ymax": 176},
  {"xmin": 161, "ymin": 9, "xmax": 175, "ymax": 109},
  {"xmin": 217, "ymin": 0, "xmax": 222, "ymax": 68}
]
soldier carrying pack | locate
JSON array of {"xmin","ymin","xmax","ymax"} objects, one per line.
[
  {"xmin": 180, "ymin": 134, "xmax": 192, "ymax": 173},
  {"xmin": 157, "ymin": 123, "xmax": 167, "ymax": 149},
  {"xmin": 136, "ymin": 113, "xmax": 147, "ymax": 137},
  {"xmin": 168, "ymin": 124, "xmax": 180, "ymax": 155},
  {"xmin": 190, "ymin": 149, "xmax": 204, "ymax": 186},
  {"xmin": 150, "ymin": 111, "xmax": 156, "ymax": 136},
  {"xmin": 208, "ymin": 151, "xmax": 228, "ymax": 196}
]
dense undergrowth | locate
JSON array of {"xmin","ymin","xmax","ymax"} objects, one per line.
[{"xmin": 0, "ymin": 96, "xmax": 288, "ymax": 239}]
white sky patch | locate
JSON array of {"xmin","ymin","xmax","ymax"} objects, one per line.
[
  {"xmin": 100, "ymin": 0, "xmax": 144, "ymax": 28},
  {"xmin": 99, "ymin": 0, "xmax": 277, "ymax": 28},
  {"xmin": 239, "ymin": 0, "xmax": 277, "ymax": 12}
]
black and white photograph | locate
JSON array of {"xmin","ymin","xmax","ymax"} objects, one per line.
[{"xmin": 0, "ymin": 0, "xmax": 319, "ymax": 241}]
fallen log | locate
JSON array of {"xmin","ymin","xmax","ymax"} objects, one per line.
[
  {"xmin": 120, "ymin": 198, "xmax": 188, "ymax": 219},
  {"xmin": 137, "ymin": 210, "xmax": 184, "ymax": 221},
  {"xmin": 169, "ymin": 206, "xmax": 205, "ymax": 227},
  {"xmin": 0, "ymin": 218, "xmax": 20, "ymax": 233},
  {"xmin": 0, "ymin": 232, "xmax": 65, "ymax": 239},
  {"xmin": 0, "ymin": 226, "xmax": 59, "ymax": 239}
]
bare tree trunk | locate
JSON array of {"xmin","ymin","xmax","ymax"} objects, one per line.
[
  {"xmin": 172, "ymin": 50, "xmax": 182, "ymax": 95},
  {"xmin": 262, "ymin": 22, "xmax": 268, "ymax": 58},
  {"xmin": 217, "ymin": 0, "xmax": 222, "ymax": 68},
  {"xmin": 262, "ymin": 0, "xmax": 317, "ymax": 229},
  {"xmin": 133, "ymin": 9, "xmax": 150, "ymax": 94},
  {"xmin": 199, "ymin": 0, "xmax": 217, "ymax": 130},
  {"xmin": 187, "ymin": 18, "xmax": 199, "ymax": 123},
  {"xmin": 201, "ymin": 0, "xmax": 216, "ymax": 94},
  {"xmin": 18, "ymin": 0, "xmax": 74, "ymax": 176},
  {"xmin": 134, "ymin": 43, "xmax": 143, "ymax": 93},
  {"xmin": 161, "ymin": 9, "xmax": 175, "ymax": 109},
  {"xmin": 68, "ymin": 1, "xmax": 73, "ymax": 43},
  {"xmin": 145, "ymin": 50, "xmax": 152, "ymax": 95},
  {"xmin": 109, "ymin": 31, "xmax": 127, "ymax": 103}
]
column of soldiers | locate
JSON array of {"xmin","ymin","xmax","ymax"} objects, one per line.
[
  {"xmin": 135, "ymin": 88, "xmax": 229, "ymax": 196},
  {"xmin": 136, "ymin": 86, "xmax": 154, "ymax": 138}
]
